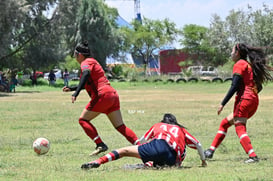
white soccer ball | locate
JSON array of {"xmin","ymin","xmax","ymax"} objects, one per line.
[{"xmin": 33, "ymin": 137, "xmax": 50, "ymax": 155}]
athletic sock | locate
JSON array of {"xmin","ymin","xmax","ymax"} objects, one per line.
[
  {"xmin": 96, "ymin": 150, "xmax": 120, "ymax": 164},
  {"xmin": 210, "ymin": 118, "xmax": 231, "ymax": 151},
  {"xmin": 235, "ymin": 123, "xmax": 257, "ymax": 157},
  {"xmin": 116, "ymin": 124, "xmax": 140, "ymax": 145},
  {"xmin": 79, "ymin": 118, "xmax": 103, "ymax": 144}
]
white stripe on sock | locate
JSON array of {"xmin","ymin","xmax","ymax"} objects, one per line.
[
  {"xmin": 93, "ymin": 136, "xmax": 100, "ymax": 141},
  {"xmin": 217, "ymin": 130, "xmax": 227, "ymax": 135},
  {"xmin": 210, "ymin": 146, "xmax": 216, "ymax": 151},
  {"xmin": 106, "ymin": 153, "xmax": 112, "ymax": 161},
  {"xmin": 240, "ymin": 134, "xmax": 248, "ymax": 140},
  {"xmin": 248, "ymin": 149, "xmax": 254, "ymax": 155}
]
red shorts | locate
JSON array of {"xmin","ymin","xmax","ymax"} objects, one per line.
[
  {"xmin": 233, "ymin": 98, "xmax": 258, "ymax": 118},
  {"xmin": 85, "ymin": 91, "xmax": 120, "ymax": 114}
]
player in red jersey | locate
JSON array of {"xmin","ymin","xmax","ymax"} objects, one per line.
[
  {"xmin": 204, "ymin": 43, "xmax": 272, "ymax": 163},
  {"xmin": 63, "ymin": 41, "xmax": 140, "ymax": 155},
  {"xmin": 81, "ymin": 113, "xmax": 207, "ymax": 169}
]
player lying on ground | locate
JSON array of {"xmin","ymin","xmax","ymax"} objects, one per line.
[{"xmin": 81, "ymin": 113, "xmax": 207, "ymax": 169}]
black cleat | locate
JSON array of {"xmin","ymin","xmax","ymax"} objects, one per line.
[
  {"xmin": 81, "ymin": 162, "xmax": 100, "ymax": 169},
  {"xmin": 89, "ymin": 143, "xmax": 108, "ymax": 156},
  {"xmin": 244, "ymin": 156, "xmax": 259, "ymax": 164},
  {"xmin": 204, "ymin": 149, "xmax": 214, "ymax": 159}
]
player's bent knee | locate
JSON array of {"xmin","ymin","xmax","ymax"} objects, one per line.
[{"xmin": 79, "ymin": 118, "xmax": 89, "ymax": 124}]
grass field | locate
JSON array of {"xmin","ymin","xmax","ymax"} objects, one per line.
[{"xmin": 1, "ymin": 82, "xmax": 273, "ymax": 181}]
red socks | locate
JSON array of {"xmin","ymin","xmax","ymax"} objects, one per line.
[
  {"xmin": 79, "ymin": 119, "xmax": 140, "ymax": 146},
  {"xmin": 79, "ymin": 118, "xmax": 103, "ymax": 144},
  {"xmin": 116, "ymin": 124, "xmax": 140, "ymax": 145},
  {"xmin": 96, "ymin": 150, "xmax": 120, "ymax": 164},
  {"xmin": 210, "ymin": 118, "xmax": 231, "ymax": 150},
  {"xmin": 235, "ymin": 123, "xmax": 256, "ymax": 157}
]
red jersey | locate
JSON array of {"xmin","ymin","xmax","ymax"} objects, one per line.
[
  {"xmin": 233, "ymin": 59, "xmax": 258, "ymax": 100},
  {"xmin": 80, "ymin": 58, "xmax": 115, "ymax": 99},
  {"xmin": 142, "ymin": 122, "xmax": 201, "ymax": 163}
]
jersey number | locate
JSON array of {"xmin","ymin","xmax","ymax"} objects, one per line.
[{"xmin": 160, "ymin": 125, "xmax": 179, "ymax": 138}]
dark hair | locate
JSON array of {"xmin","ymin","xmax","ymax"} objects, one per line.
[
  {"xmin": 161, "ymin": 113, "xmax": 185, "ymax": 128},
  {"xmin": 236, "ymin": 43, "xmax": 272, "ymax": 89},
  {"xmin": 75, "ymin": 40, "xmax": 91, "ymax": 57}
]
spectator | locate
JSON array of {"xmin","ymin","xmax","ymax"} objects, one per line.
[
  {"xmin": 63, "ymin": 68, "xmax": 69, "ymax": 87},
  {"xmin": 1, "ymin": 73, "xmax": 10, "ymax": 92},
  {"xmin": 48, "ymin": 70, "xmax": 56, "ymax": 86},
  {"xmin": 9, "ymin": 76, "xmax": 18, "ymax": 93},
  {"xmin": 30, "ymin": 70, "xmax": 37, "ymax": 86},
  {"xmin": 0, "ymin": 71, "xmax": 2, "ymax": 85}
]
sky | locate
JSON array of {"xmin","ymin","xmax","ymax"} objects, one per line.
[{"xmin": 105, "ymin": 0, "xmax": 273, "ymax": 28}]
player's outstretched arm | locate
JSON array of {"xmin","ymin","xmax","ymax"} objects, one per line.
[{"xmin": 196, "ymin": 142, "xmax": 207, "ymax": 167}]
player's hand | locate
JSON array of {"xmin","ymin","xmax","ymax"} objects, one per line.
[
  {"xmin": 72, "ymin": 96, "xmax": 77, "ymax": 103},
  {"xmin": 62, "ymin": 86, "xmax": 71, "ymax": 92},
  {"xmin": 201, "ymin": 160, "xmax": 207, "ymax": 167},
  {"xmin": 217, "ymin": 105, "xmax": 224, "ymax": 115}
]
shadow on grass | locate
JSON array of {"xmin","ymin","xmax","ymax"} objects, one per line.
[
  {"xmin": 14, "ymin": 91, "xmax": 41, "ymax": 93},
  {"xmin": 205, "ymin": 156, "xmax": 268, "ymax": 163},
  {"xmin": 0, "ymin": 90, "xmax": 41, "ymax": 97}
]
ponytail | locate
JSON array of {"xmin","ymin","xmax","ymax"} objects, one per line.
[{"xmin": 236, "ymin": 43, "xmax": 272, "ymax": 88}]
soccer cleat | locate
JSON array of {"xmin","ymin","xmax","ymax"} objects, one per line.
[
  {"xmin": 81, "ymin": 161, "xmax": 100, "ymax": 169},
  {"xmin": 204, "ymin": 149, "xmax": 214, "ymax": 159},
  {"xmin": 244, "ymin": 156, "xmax": 259, "ymax": 164},
  {"xmin": 89, "ymin": 143, "xmax": 108, "ymax": 156}
]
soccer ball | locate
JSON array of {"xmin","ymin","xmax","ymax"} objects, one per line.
[{"xmin": 33, "ymin": 137, "xmax": 50, "ymax": 155}]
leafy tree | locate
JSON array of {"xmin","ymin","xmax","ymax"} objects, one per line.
[
  {"xmin": 59, "ymin": 55, "xmax": 80, "ymax": 73},
  {"xmin": 208, "ymin": 14, "xmax": 231, "ymax": 57},
  {"xmin": 0, "ymin": 0, "xmax": 28, "ymax": 67},
  {"xmin": 179, "ymin": 24, "xmax": 227, "ymax": 66},
  {"xmin": 249, "ymin": 4, "xmax": 273, "ymax": 54},
  {"xmin": 0, "ymin": 0, "xmax": 61, "ymax": 71},
  {"xmin": 208, "ymin": 4, "xmax": 273, "ymax": 66},
  {"xmin": 67, "ymin": 0, "xmax": 121, "ymax": 69},
  {"xmin": 121, "ymin": 17, "xmax": 180, "ymax": 75},
  {"xmin": 180, "ymin": 24, "xmax": 208, "ymax": 51}
]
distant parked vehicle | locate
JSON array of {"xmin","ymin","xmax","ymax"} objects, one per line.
[{"xmin": 187, "ymin": 66, "xmax": 218, "ymax": 77}]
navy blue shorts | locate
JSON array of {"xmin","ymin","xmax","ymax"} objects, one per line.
[{"xmin": 138, "ymin": 139, "xmax": 176, "ymax": 166}]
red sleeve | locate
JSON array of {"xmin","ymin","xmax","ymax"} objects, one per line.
[
  {"xmin": 143, "ymin": 125, "xmax": 155, "ymax": 141},
  {"xmin": 183, "ymin": 128, "xmax": 200, "ymax": 149},
  {"xmin": 81, "ymin": 59, "xmax": 94, "ymax": 73},
  {"xmin": 233, "ymin": 60, "xmax": 247, "ymax": 76}
]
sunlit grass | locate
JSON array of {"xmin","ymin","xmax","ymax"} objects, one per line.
[{"xmin": 1, "ymin": 82, "xmax": 273, "ymax": 180}]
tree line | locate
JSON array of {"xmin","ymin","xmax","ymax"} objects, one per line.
[{"xmin": 0, "ymin": 0, "xmax": 272, "ymax": 73}]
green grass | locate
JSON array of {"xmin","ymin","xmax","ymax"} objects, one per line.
[{"xmin": 1, "ymin": 82, "xmax": 273, "ymax": 180}]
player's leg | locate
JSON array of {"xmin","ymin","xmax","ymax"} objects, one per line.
[
  {"xmin": 81, "ymin": 145, "xmax": 140, "ymax": 169},
  {"xmin": 234, "ymin": 98, "xmax": 259, "ymax": 163},
  {"xmin": 204, "ymin": 113, "xmax": 234, "ymax": 159},
  {"xmin": 78, "ymin": 108, "xmax": 108, "ymax": 155},
  {"xmin": 107, "ymin": 110, "xmax": 140, "ymax": 145},
  {"xmin": 234, "ymin": 117, "xmax": 259, "ymax": 163}
]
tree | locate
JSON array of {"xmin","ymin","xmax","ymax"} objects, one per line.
[
  {"xmin": 68, "ymin": 0, "xmax": 121, "ymax": 69},
  {"xmin": 180, "ymin": 24, "xmax": 207, "ymax": 65},
  {"xmin": 208, "ymin": 4, "xmax": 273, "ymax": 66},
  {"xmin": 179, "ymin": 24, "xmax": 227, "ymax": 66},
  {"xmin": 249, "ymin": 4, "xmax": 273, "ymax": 54},
  {"xmin": 207, "ymin": 14, "xmax": 231, "ymax": 66},
  {"xmin": 121, "ymin": 17, "xmax": 180, "ymax": 75},
  {"xmin": 0, "ymin": 0, "xmax": 61, "ymax": 71}
]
